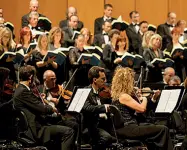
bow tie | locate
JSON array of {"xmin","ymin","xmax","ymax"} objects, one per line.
[
  {"xmin": 167, "ymin": 24, "xmax": 174, "ymax": 27},
  {"xmin": 103, "ymin": 33, "xmax": 108, "ymax": 35},
  {"xmin": 31, "ymin": 27, "xmax": 37, "ymax": 30},
  {"xmin": 133, "ymin": 24, "xmax": 139, "ymax": 26}
]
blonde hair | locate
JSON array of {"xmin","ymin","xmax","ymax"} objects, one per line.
[
  {"xmin": 111, "ymin": 67, "xmax": 135, "ymax": 101},
  {"xmin": 0, "ymin": 27, "xmax": 15, "ymax": 50},
  {"xmin": 148, "ymin": 34, "xmax": 162, "ymax": 49},
  {"xmin": 80, "ymin": 28, "xmax": 92, "ymax": 45},
  {"xmin": 48, "ymin": 27, "xmax": 64, "ymax": 44},
  {"xmin": 37, "ymin": 34, "xmax": 49, "ymax": 50},
  {"xmin": 142, "ymin": 31, "xmax": 154, "ymax": 48}
]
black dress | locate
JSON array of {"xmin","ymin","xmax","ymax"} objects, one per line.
[
  {"xmin": 112, "ymin": 100, "xmax": 173, "ymax": 150},
  {"xmin": 32, "ymin": 51, "xmax": 57, "ymax": 84}
]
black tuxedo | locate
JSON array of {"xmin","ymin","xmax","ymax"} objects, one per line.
[
  {"xmin": 59, "ymin": 19, "xmax": 84, "ymax": 32},
  {"xmin": 21, "ymin": 12, "xmax": 45, "ymax": 28},
  {"xmin": 13, "ymin": 84, "xmax": 75, "ymax": 150},
  {"xmin": 94, "ymin": 17, "xmax": 115, "ymax": 35},
  {"xmin": 157, "ymin": 23, "xmax": 173, "ymax": 50},
  {"xmin": 82, "ymin": 86, "xmax": 115, "ymax": 149},
  {"xmin": 126, "ymin": 24, "xmax": 142, "ymax": 55},
  {"xmin": 93, "ymin": 33, "xmax": 106, "ymax": 48},
  {"xmin": 63, "ymin": 27, "xmax": 76, "ymax": 47}
]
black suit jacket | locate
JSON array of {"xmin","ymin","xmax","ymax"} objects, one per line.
[
  {"xmin": 59, "ymin": 19, "xmax": 84, "ymax": 32},
  {"xmin": 126, "ymin": 24, "xmax": 142, "ymax": 54},
  {"xmin": 94, "ymin": 17, "xmax": 115, "ymax": 35},
  {"xmin": 21, "ymin": 12, "xmax": 45, "ymax": 28},
  {"xmin": 13, "ymin": 84, "xmax": 53, "ymax": 142},
  {"xmin": 82, "ymin": 86, "xmax": 106, "ymax": 129},
  {"xmin": 93, "ymin": 33, "xmax": 105, "ymax": 48},
  {"xmin": 157, "ymin": 23, "xmax": 172, "ymax": 50},
  {"xmin": 63, "ymin": 27, "xmax": 76, "ymax": 47}
]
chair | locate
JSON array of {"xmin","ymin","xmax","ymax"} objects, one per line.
[{"xmin": 109, "ymin": 105, "xmax": 148, "ymax": 149}]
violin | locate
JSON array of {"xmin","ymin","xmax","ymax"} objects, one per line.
[
  {"xmin": 98, "ymin": 84, "xmax": 111, "ymax": 99},
  {"xmin": 49, "ymin": 84, "xmax": 73, "ymax": 101}
]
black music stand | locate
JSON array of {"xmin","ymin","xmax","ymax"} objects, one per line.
[{"xmin": 66, "ymin": 86, "xmax": 91, "ymax": 150}]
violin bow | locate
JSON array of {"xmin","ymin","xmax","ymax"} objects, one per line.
[{"xmin": 57, "ymin": 68, "xmax": 78, "ymax": 101}]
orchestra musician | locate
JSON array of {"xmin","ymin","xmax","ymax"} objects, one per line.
[
  {"xmin": 82, "ymin": 66, "xmax": 116, "ymax": 150},
  {"xmin": 13, "ymin": 65, "xmax": 75, "ymax": 150},
  {"xmin": 42, "ymin": 70, "xmax": 78, "ymax": 134},
  {"xmin": 111, "ymin": 67, "xmax": 173, "ymax": 150}
]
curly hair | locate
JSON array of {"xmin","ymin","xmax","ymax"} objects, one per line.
[{"xmin": 111, "ymin": 67, "xmax": 135, "ymax": 101}]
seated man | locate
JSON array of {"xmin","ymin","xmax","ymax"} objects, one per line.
[
  {"xmin": 13, "ymin": 65, "xmax": 75, "ymax": 150},
  {"xmin": 82, "ymin": 66, "xmax": 116, "ymax": 150},
  {"xmin": 59, "ymin": 6, "xmax": 84, "ymax": 31},
  {"xmin": 43, "ymin": 70, "xmax": 78, "ymax": 132},
  {"xmin": 168, "ymin": 75, "xmax": 181, "ymax": 86},
  {"xmin": 163, "ymin": 67, "xmax": 175, "ymax": 84}
]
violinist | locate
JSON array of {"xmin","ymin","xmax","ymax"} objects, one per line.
[
  {"xmin": 82, "ymin": 66, "xmax": 116, "ymax": 150},
  {"xmin": 111, "ymin": 67, "xmax": 173, "ymax": 150},
  {"xmin": 42, "ymin": 70, "xmax": 78, "ymax": 134},
  {"xmin": 13, "ymin": 65, "xmax": 75, "ymax": 150}
]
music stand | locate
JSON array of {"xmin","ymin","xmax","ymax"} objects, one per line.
[
  {"xmin": 66, "ymin": 86, "xmax": 91, "ymax": 150},
  {"xmin": 155, "ymin": 86, "xmax": 185, "ymax": 117}
]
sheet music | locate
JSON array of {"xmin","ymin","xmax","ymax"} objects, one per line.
[
  {"xmin": 155, "ymin": 89, "xmax": 181, "ymax": 113},
  {"xmin": 68, "ymin": 88, "xmax": 91, "ymax": 112}
]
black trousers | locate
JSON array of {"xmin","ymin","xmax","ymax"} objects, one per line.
[
  {"xmin": 116, "ymin": 124, "xmax": 173, "ymax": 150},
  {"xmin": 41, "ymin": 125, "xmax": 75, "ymax": 150},
  {"xmin": 89, "ymin": 127, "xmax": 116, "ymax": 150}
]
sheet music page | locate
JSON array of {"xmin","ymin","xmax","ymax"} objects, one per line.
[
  {"xmin": 68, "ymin": 88, "xmax": 91, "ymax": 112},
  {"xmin": 155, "ymin": 89, "xmax": 181, "ymax": 113}
]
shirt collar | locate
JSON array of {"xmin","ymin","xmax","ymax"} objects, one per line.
[
  {"xmin": 103, "ymin": 16, "xmax": 111, "ymax": 21},
  {"xmin": 20, "ymin": 82, "xmax": 30, "ymax": 91},
  {"xmin": 92, "ymin": 85, "xmax": 98, "ymax": 94}
]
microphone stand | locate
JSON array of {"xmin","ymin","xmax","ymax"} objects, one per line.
[{"xmin": 135, "ymin": 66, "xmax": 143, "ymax": 88}]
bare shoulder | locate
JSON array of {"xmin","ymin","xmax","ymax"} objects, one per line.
[{"xmin": 119, "ymin": 93, "xmax": 132, "ymax": 103}]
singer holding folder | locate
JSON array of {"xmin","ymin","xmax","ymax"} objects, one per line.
[{"xmin": 111, "ymin": 67, "xmax": 173, "ymax": 150}]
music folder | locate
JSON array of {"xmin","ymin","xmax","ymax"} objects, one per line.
[
  {"xmin": 155, "ymin": 86, "xmax": 185, "ymax": 114},
  {"xmin": 67, "ymin": 86, "xmax": 91, "ymax": 113}
]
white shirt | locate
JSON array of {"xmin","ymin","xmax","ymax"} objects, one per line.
[
  {"xmin": 103, "ymin": 16, "xmax": 112, "ymax": 22},
  {"xmin": 132, "ymin": 22, "xmax": 139, "ymax": 33},
  {"xmin": 102, "ymin": 31, "xmax": 109, "ymax": 44}
]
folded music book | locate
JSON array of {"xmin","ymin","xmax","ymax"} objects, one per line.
[
  {"xmin": 84, "ymin": 46, "xmax": 103, "ymax": 57},
  {"xmin": 26, "ymin": 42, "xmax": 37, "ymax": 54},
  {"xmin": 111, "ymin": 16, "xmax": 129, "ymax": 31},
  {"xmin": 38, "ymin": 16, "xmax": 52, "ymax": 31},
  {"xmin": 148, "ymin": 24, "xmax": 157, "ymax": 32},
  {"xmin": 151, "ymin": 58, "xmax": 174, "ymax": 68},
  {"xmin": 72, "ymin": 31, "xmax": 80, "ymax": 40},
  {"xmin": 77, "ymin": 53, "xmax": 101, "ymax": 66}
]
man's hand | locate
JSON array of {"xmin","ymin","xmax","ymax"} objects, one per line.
[{"xmin": 50, "ymin": 98, "xmax": 59, "ymax": 105}]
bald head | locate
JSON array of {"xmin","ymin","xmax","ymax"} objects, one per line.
[
  {"xmin": 163, "ymin": 67, "xmax": 175, "ymax": 84},
  {"xmin": 67, "ymin": 6, "xmax": 77, "ymax": 19},
  {"xmin": 29, "ymin": 0, "xmax": 39, "ymax": 12},
  {"xmin": 43, "ymin": 70, "xmax": 56, "ymax": 89},
  {"xmin": 167, "ymin": 12, "xmax": 176, "ymax": 25}
]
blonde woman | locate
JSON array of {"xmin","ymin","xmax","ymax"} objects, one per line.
[
  {"xmin": 0, "ymin": 27, "xmax": 16, "ymax": 81},
  {"xmin": 48, "ymin": 27, "xmax": 66, "ymax": 49},
  {"xmin": 142, "ymin": 30, "xmax": 154, "ymax": 50},
  {"xmin": 111, "ymin": 67, "xmax": 173, "ymax": 150},
  {"xmin": 143, "ymin": 34, "xmax": 164, "ymax": 82},
  {"xmin": 33, "ymin": 34, "xmax": 57, "ymax": 83},
  {"xmin": 80, "ymin": 28, "xmax": 92, "ymax": 46}
]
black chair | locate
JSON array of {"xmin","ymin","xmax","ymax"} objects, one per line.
[
  {"xmin": 0, "ymin": 67, "xmax": 10, "ymax": 102},
  {"xmin": 109, "ymin": 105, "xmax": 148, "ymax": 149},
  {"xmin": 13, "ymin": 108, "xmax": 48, "ymax": 150}
]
